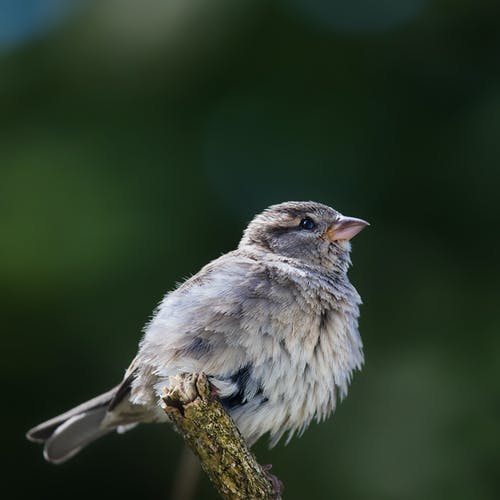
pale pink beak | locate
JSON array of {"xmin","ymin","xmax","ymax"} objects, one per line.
[{"xmin": 325, "ymin": 215, "xmax": 369, "ymax": 241}]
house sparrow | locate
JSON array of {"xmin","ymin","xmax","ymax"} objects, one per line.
[{"xmin": 27, "ymin": 201, "xmax": 368, "ymax": 464}]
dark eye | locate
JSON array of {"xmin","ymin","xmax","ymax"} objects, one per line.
[{"xmin": 299, "ymin": 217, "xmax": 316, "ymax": 230}]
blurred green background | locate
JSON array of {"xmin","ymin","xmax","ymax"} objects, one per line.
[{"xmin": 2, "ymin": 1, "xmax": 499, "ymax": 499}]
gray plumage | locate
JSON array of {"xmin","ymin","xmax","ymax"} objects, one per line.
[{"xmin": 27, "ymin": 201, "xmax": 368, "ymax": 463}]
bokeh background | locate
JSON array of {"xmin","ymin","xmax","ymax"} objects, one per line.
[{"xmin": 2, "ymin": 1, "xmax": 499, "ymax": 499}]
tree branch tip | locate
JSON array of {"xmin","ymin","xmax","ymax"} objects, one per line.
[{"xmin": 162, "ymin": 371, "xmax": 281, "ymax": 499}]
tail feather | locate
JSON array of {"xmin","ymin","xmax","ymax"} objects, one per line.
[
  {"xmin": 43, "ymin": 408, "xmax": 112, "ymax": 464},
  {"xmin": 27, "ymin": 373, "xmax": 155, "ymax": 464},
  {"xmin": 26, "ymin": 387, "xmax": 118, "ymax": 464},
  {"xmin": 27, "ymin": 387, "xmax": 118, "ymax": 443}
]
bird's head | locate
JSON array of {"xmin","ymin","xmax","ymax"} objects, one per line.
[{"xmin": 239, "ymin": 201, "xmax": 369, "ymax": 271}]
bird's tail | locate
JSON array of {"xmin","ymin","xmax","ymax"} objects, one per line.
[{"xmin": 26, "ymin": 387, "xmax": 119, "ymax": 464}]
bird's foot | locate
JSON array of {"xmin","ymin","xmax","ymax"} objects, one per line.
[{"xmin": 262, "ymin": 464, "xmax": 284, "ymax": 498}]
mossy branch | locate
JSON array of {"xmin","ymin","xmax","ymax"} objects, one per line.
[{"xmin": 161, "ymin": 372, "xmax": 282, "ymax": 499}]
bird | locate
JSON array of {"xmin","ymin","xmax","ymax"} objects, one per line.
[{"xmin": 27, "ymin": 201, "xmax": 369, "ymax": 464}]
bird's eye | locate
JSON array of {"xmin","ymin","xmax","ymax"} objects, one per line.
[{"xmin": 299, "ymin": 217, "xmax": 316, "ymax": 230}]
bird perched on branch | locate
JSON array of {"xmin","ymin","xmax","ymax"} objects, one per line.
[{"xmin": 27, "ymin": 201, "xmax": 369, "ymax": 464}]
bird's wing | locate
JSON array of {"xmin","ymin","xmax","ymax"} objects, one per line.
[{"xmin": 132, "ymin": 251, "xmax": 295, "ymax": 401}]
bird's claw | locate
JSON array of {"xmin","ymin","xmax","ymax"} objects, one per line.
[{"xmin": 262, "ymin": 464, "xmax": 284, "ymax": 498}]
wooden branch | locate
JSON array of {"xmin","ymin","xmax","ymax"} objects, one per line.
[{"xmin": 161, "ymin": 373, "xmax": 281, "ymax": 499}]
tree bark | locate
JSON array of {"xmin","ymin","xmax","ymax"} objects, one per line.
[{"xmin": 161, "ymin": 372, "xmax": 281, "ymax": 499}]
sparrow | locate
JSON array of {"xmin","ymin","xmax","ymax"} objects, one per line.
[{"xmin": 27, "ymin": 201, "xmax": 369, "ymax": 464}]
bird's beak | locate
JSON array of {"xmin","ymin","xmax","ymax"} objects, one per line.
[{"xmin": 325, "ymin": 216, "xmax": 370, "ymax": 242}]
